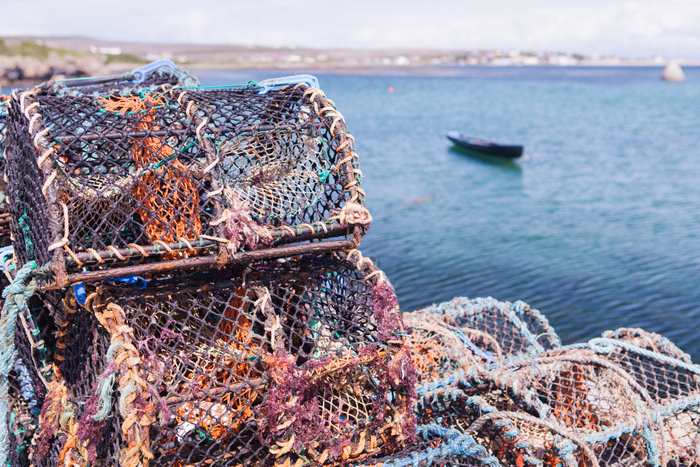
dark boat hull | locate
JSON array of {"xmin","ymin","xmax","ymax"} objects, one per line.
[{"xmin": 447, "ymin": 133, "xmax": 523, "ymax": 159}]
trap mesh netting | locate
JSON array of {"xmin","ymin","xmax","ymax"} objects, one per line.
[
  {"xmin": 0, "ymin": 96, "xmax": 11, "ymax": 246},
  {"xmin": 358, "ymin": 298, "xmax": 700, "ymax": 467},
  {"xmin": 22, "ymin": 251, "xmax": 414, "ymax": 467},
  {"xmin": 0, "ymin": 63, "xmax": 197, "ymax": 254},
  {"xmin": 44, "ymin": 63, "xmax": 200, "ymax": 97},
  {"xmin": 1, "ymin": 95, "xmax": 8, "ymax": 171},
  {"xmin": 2, "ymin": 64, "xmax": 700, "ymax": 467},
  {"xmin": 5, "ymin": 74, "xmax": 367, "ymax": 289}
]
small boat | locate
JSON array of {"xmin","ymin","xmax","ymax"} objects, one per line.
[{"xmin": 447, "ymin": 132, "xmax": 523, "ymax": 159}]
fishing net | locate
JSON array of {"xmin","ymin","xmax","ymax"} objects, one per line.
[
  {"xmin": 4, "ymin": 76, "xmax": 367, "ymax": 289},
  {"xmin": 565, "ymin": 329, "xmax": 700, "ymax": 466},
  {"xmin": 44, "ymin": 65, "xmax": 199, "ymax": 97},
  {"xmin": 30, "ymin": 250, "xmax": 415, "ymax": 467},
  {"xmin": 4, "ymin": 285, "xmax": 60, "ymax": 467},
  {"xmin": 404, "ymin": 298, "xmax": 561, "ymax": 388},
  {"xmin": 0, "ymin": 96, "xmax": 11, "ymax": 247},
  {"xmin": 370, "ymin": 297, "xmax": 700, "ymax": 467}
]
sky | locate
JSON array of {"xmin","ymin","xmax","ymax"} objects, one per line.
[{"xmin": 1, "ymin": 0, "xmax": 699, "ymax": 58}]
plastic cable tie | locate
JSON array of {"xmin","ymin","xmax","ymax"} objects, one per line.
[
  {"xmin": 73, "ymin": 282, "xmax": 87, "ymax": 305},
  {"xmin": 73, "ymin": 275, "xmax": 148, "ymax": 305},
  {"xmin": 257, "ymin": 74, "xmax": 319, "ymax": 95},
  {"xmin": 130, "ymin": 60, "xmax": 178, "ymax": 84}
]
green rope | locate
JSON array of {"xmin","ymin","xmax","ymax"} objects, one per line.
[
  {"xmin": 0, "ymin": 261, "xmax": 38, "ymax": 466},
  {"xmin": 51, "ymin": 73, "xmax": 131, "ymax": 84},
  {"xmin": 167, "ymin": 81, "xmax": 260, "ymax": 91}
]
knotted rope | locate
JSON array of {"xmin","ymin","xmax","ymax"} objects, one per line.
[
  {"xmin": 0, "ymin": 261, "xmax": 38, "ymax": 465},
  {"xmin": 84, "ymin": 287, "xmax": 156, "ymax": 467}
]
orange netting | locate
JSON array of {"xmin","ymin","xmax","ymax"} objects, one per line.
[
  {"xmin": 97, "ymin": 94, "xmax": 201, "ymax": 257},
  {"xmin": 549, "ymin": 366, "xmax": 600, "ymax": 430},
  {"xmin": 175, "ymin": 289, "xmax": 263, "ymax": 438},
  {"xmin": 409, "ymin": 330, "xmax": 449, "ymax": 383}
]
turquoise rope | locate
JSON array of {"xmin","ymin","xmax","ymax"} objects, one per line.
[
  {"xmin": 0, "ymin": 261, "xmax": 38, "ymax": 465},
  {"xmin": 167, "ymin": 81, "xmax": 259, "ymax": 91},
  {"xmin": 565, "ymin": 337, "xmax": 700, "ymax": 377},
  {"xmin": 362, "ymin": 423, "xmax": 501, "ymax": 467}
]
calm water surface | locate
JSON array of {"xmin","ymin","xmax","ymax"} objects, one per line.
[{"xmin": 198, "ymin": 66, "xmax": 700, "ymax": 358}]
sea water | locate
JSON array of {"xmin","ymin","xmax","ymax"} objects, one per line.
[{"xmin": 199, "ymin": 66, "xmax": 700, "ymax": 358}]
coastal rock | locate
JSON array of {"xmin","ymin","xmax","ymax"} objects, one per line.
[
  {"xmin": 662, "ymin": 61, "xmax": 686, "ymax": 82},
  {"xmin": 0, "ymin": 53, "xmax": 126, "ymax": 83}
]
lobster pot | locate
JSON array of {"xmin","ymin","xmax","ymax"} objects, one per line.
[
  {"xmin": 0, "ymin": 97, "xmax": 10, "ymax": 246},
  {"xmin": 43, "ymin": 64, "xmax": 199, "ymax": 97},
  {"xmin": 33, "ymin": 252, "xmax": 415, "ymax": 467},
  {"xmin": 414, "ymin": 386, "xmax": 603, "ymax": 467},
  {"xmin": 4, "ymin": 286, "xmax": 60, "ymax": 467},
  {"xmin": 404, "ymin": 313, "xmax": 480, "ymax": 386},
  {"xmin": 591, "ymin": 328, "xmax": 700, "ymax": 407},
  {"xmin": 354, "ymin": 425, "xmax": 496, "ymax": 467},
  {"xmin": 417, "ymin": 297, "xmax": 561, "ymax": 363},
  {"xmin": 405, "ymin": 298, "xmax": 562, "ymax": 389},
  {"xmin": 581, "ymin": 328, "xmax": 700, "ymax": 465},
  {"xmin": 5, "ymin": 76, "xmax": 367, "ymax": 289},
  {"xmin": 491, "ymin": 352, "xmax": 665, "ymax": 467},
  {"xmin": 416, "ymin": 378, "xmax": 657, "ymax": 467}
]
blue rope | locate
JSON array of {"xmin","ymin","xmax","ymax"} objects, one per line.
[
  {"xmin": 454, "ymin": 330, "xmax": 494, "ymax": 362},
  {"xmin": 0, "ymin": 261, "xmax": 37, "ymax": 465},
  {"xmin": 564, "ymin": 337, "xmax": 700, "ymax": 377},
  {"xmin": 415, "ymin": 297, "xmax": 561, "ymax": 358},
  {"xmin": 12, "ymin": 359, "xmax": 39, "ymax": 417},
  {"xmin": 371, "ymin": 423, "xmax": 501, "ymax": 467}
]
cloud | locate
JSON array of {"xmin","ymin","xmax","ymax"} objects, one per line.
[{"xmin": 0, "ymin": 0, "xmax": 699, "ymax": 58}]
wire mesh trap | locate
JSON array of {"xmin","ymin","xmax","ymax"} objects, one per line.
[
  {"xmin": 416, "ymin": 297, "xmax": 561, "ymax": 364},
  {"xmin": 0, "ymin": 96, "xmax": 11, "ymax": 247},
  {"xmin": 3, "ymin": 284, "xmax": 61, "ymax": 467},
  {"xmin": 29, "ymin": 251, "xmax": 415, "ymax": 467},
  {"xmin": 566, "ymin": 329, "xmax": 700, "ymax": 466},
  {"xmin": 403, "ymin": 298, "xmax": 562, "ymax": 389},
  {"xmin": 384, "ymin": 297, "xmax": 700, "ymax": 467},
  {"xmin": 5, "ymin": 73, "xmax": 368, "ymax": 289}
]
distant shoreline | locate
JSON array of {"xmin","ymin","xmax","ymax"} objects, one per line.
[
  {"xmin": 192, "ymin": 63, "xmax": 700, "ymax": 75},
  {"xmin": 1, "ymin": 35, "xmax": 698, "ymax": 84},
  {"xmin": 3, "ymin": 64, "xmax": 698, "ymax": 88}
]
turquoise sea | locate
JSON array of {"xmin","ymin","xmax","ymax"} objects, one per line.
[
  {"xmin": 10, "ymin": 65, "xmax": 700, "ymax": 358},
  {"xmin": 198, "ymin": 66, "xmax": 700, "ymax": 358}
]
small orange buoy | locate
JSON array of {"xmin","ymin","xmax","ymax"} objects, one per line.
[{"xmin": 388, "ymin": 86, "xmax": 394, "ymax": 93}]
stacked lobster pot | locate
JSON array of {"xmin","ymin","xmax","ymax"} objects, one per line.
[
  {"xmin": 1, "ymin": 64, "xmax": 415, "ymax": 467},
  {"xmin": 0, "ymin": 96, "xmax": 12, "ymax": 247},
  {"xmin": 365, "ymin": 298, "xmax": 700, "ymax": 467}
]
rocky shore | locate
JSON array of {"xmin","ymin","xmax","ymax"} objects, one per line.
[
  {"xmin": 0, "ymin": 53, "xmax": 130, "ymax": 82},
  {"xmin": 0, "ymin": 38, "xmax": 137, "ymax": 84}
]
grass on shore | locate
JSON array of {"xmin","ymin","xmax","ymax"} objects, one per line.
[{"xmin": 0, "ymin": 39, "xmax": 78, "ymax": 59}]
